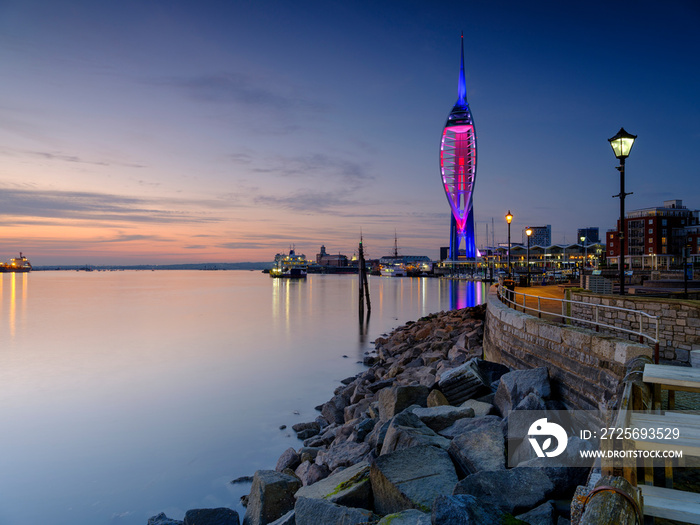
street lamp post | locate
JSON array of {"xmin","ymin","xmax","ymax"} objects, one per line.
[
  {"xmin": 608, "ymin": 128, "xmax": 637, "ymax": 296},
  {"xmin": 580, "ymin": 234, "xmax": 588, "ymax": 279},
  {"xmin": 526, "ymin": 228, "xmax": 532, "ymax": 287},
  {"xmin": 506, "ymin": 211, "xmax": 513, "ymax": 278}
]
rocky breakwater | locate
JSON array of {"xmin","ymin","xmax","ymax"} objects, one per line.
[
  {"xmin": 147, "ymin": 304, "xmax": 594, "ymax": 524},
  {"xmin": 237, "ymin": 304, "xmax": 594, "ymax": 525}
]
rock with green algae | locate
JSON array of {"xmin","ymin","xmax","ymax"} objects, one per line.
[{"xmin": 294, "ymin": 461, "xmax": 372, "ymax": 510}]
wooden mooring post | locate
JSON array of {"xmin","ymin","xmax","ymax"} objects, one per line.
[{"xmin": 358, "ymin": 235, "xmax": 371, "ymax": 316}]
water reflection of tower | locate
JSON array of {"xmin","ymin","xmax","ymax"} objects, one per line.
[
  {"xmin": 446, "ymin": 280, "xmax": 485, "ymax": 311},
  {"xmin": 440, "ymin": 33, "xmax": 477, "ymax": 261}
]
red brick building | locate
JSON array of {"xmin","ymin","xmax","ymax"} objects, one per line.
[{"xmin": 606, "ymin": 199, "xmax": 699, "ymax": 269}]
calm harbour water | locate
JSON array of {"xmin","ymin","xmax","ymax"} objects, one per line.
[{"xmin": 0, "ymin": 270, "xmax": 486, "ymax": 525}]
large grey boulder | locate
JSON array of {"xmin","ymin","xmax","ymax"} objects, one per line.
[
  {"xmin": 321, "ymin": 394, "xmax": 349, "ymax": 425},
  {"xmin": 448, "ymin": 416, "xmax": 505, "ymax": 475},
  {"xmin": 294, "ymin": 461, "xmax": 372, "ymax": 509},
  {"xmin": 437, "ymin": 359, "xmax": 490, "ymax": 405},
  {"xmin": 315, "ymin": 441, "xmax": 371, "ymax": 472},
  {"xmin": 377, "ymin": 385, "xmax": 430, "ymax": 421},
  {"xmin": 438, "ymin": 414, "xmax": 503, "ymax": 439},
  {"xmin": 431, "ymin": 494, "xmax": 518, "ymax": 525},
  {"xmin": 294, "ymin": 460, "xmax": 329, "ymax": 486},
  {"xmin": 409, "ymin": 405, "xmax": 475, "ymax": 432},
  {"xmin": 380, "ymin": 411, "xmax": 450, "ymax": 455},
  {"xmin": 294, "ymin": 496, "xmax": 378, "ymax": 525},
  {"xmin": 370, "ymin": 445, "xmax": 458, "ymax": 515},
  {"xmin": 184, "ymin": 508, "xmax": 240, "ymax": 525},
  {"xmin": 459, "ymin": 398, "xmax": 494, "ymax": 416},
  {"xmin": 494, "ymin": 367, "xmax": 550, "ymax": 417},
  {"xmin": 148, "ymin": 514, "xmax": 183, "ymax": 525},
  {"xmin": 275, "ymin": 448, "xmax": 301, "ymax": 473},
  {"xmin": 243, "ymin": 470, "xmax": 302, "ymax": 525},
  {"xmin": 453, "ymin": 467, "xmax": 554, "ymax": 515},
  {"xmin": 377, "ymin": 509, "xmax": 430, "ymax": 524},
  {"xmin": 366, "ymin": 419, "xmax": 392, "ymax": 455}
]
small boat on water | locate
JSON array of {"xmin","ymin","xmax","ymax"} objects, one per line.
[
  {"xmin": 379, "ymin": 233, "xmax": 405, "ymax": 277},
  {"xmin": 270, "ymin": 247, "xmax": 308, "ymax": 279},
  {"xmin": 380, "ymin": 261, "xmax": 406, "ymax": 277},
  {"xmin": 0, "ymin": 253, "xmax": 32, "ymax": 273}
]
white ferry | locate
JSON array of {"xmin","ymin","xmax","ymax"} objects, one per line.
[{"xmin": 270, "ymin": 248, "xmax": 308, "ymax": 279}]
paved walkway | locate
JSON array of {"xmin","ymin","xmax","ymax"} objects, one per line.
[{"xmin": 505, "ymin": 283, "xmax": 568, "ymax": 318}]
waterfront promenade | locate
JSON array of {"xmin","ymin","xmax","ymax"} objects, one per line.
[{"xmin": 509, "ymin": 283, "xmax": 568, "ymax": 319}]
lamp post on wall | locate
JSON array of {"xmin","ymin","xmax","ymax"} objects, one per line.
[
  {"xmin": 608, "ymin": 128, "xmax": 637, "ymax": 296},
  {"xmin": 506, "ymin": 211, "xmax": 513, "ymax": 278},
  {"xmin": 526, "ymin": 228, "xmax": 532, "ymax": 287}
]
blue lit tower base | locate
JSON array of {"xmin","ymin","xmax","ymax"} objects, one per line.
[{"xmin": 449, "ymin": 207, "xmax": 477, "ymax": 261}]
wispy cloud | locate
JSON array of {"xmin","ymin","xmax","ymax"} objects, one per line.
[
  {"xmin": 97, "ymin": 233, "xmax": 166, "ymax": 243},
  {"xmin": 0, "ymin": 147, "xmax": 146, "ymax": 169},
  {"xmin": 231, "ymin": 152, "xmax": 373, "ymax": 187},
  {"xmin": 152, "ymin": 73, "xmax": 327, "ymax": 113},
  {"xmin": 0, "ymin": 188, "xmax": 221, "ymax": 224},
  {"xmin": 254, "ymin": 190, "xmax": 359, "ymax": 213},
  {"xmin": 218, "ymin": 241, "xmax": 275, "ymax": 250}
]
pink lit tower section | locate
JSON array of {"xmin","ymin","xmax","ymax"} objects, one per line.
[{"xmin": 440, "ymin": 33, "xmax": 478, "ymax": 260}]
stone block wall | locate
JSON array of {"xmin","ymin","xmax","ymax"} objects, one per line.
[
  {"xmin": 484, "ymin": 286, "xmax": 651, "ymax": 417},
  {"xmin": 568, "ymin": 291, "xmax": 700, "ymax": 365}
]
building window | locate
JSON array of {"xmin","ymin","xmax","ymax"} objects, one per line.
[
  {"xmin": 662, "ymin": 219, "xmax": 667, "ymax": 226},
  {"xmin": 649, "ymin": 248, "xmax": 653, "ymax": 253},
  {"xmin": 649, "ymin": 219, "xmax": 653, "ymax": 224},
  {"xmin": 648, "ymin": 238, "xmax": 653, "ymax": 244},
  {"xmin": 661, "ymin": 237, "xmax": 667, "ymax": 245},
  {"xmin": 648, "ymin": 229, "xmax": 653, "ymax": 234},
  {"xmin": 609, "ymin": 250, "xmax": 614, "ymax": 255}
]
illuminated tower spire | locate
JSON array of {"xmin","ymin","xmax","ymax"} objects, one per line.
[
  {"xmin": 440, "ymin": 32, "xmax": 477, "ymax": 260},
  {"xmin": 457, "ymin": 32, "xmax": 467, "ymax": 106}
]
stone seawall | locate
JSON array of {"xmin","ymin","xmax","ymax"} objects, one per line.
[
  {"xmin": 484, "ymin": 285, "xmax": 651, "ymax": 417},
  {"xmin": 569, "ymin": 291, "xmax": 700, "ymax": 365}
]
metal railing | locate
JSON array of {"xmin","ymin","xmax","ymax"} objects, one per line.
[{"xmin": 497, "ymin": 283, "xmax": 661, "ymax": 362}]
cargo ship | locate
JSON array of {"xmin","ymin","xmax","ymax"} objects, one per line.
[{"xmin": 0, "ymin": 253, "xmax": 32, "ymax": 273}]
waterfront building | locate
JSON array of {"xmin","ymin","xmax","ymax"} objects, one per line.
[
  {"xmin": 509, "ymin": 242, "xmax": 604, "ymax": 273},
  {"xmin": 316, "ymin": 245, "xmax": 349, "ymax": 267},
  {"xmin": 522, "ymin": 225, "xmax": 551, "ymax": 247},
  {"xmin": 440, "ymin": 34, "xmax": 478, "ymax": 261},
  {"xmin": 577, "ymin": 227, "xmax": 600, "ymax": 244},
  {"xmin": 606, "ymin": 199, "xmax": 699, "ymax": 269}
]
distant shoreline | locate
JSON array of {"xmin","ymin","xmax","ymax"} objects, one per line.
[{"xmin": 30, "ymin": 262, "xmax": 274, "ymax": 272}]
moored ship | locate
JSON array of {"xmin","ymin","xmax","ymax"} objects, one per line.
[
  {"xmin": 270, "ymin": 247, "xmax": 307, "ymax": 278},
  {"xmin": 0, "ymin": 253, "xmax": 32, "ymax": 273}
]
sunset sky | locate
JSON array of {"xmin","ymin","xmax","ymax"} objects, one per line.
[{"xmin": 1, "ymin": 1, "xmax": 698, "ymax": 265}]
